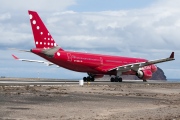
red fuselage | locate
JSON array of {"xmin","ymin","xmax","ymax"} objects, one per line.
[{"xmin": 31, "ymin": 48, "xmax": 157, "ymax": 76}]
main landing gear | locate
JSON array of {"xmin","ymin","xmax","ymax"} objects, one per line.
[
  {"xmin": 83, "ymin": 76, "xmax": 95, "ymax": 82},
  {"xmin": 143, "ymin": 80, "xmax": 147, "ymax": 82},
  {"xmin": 110, "ymin": 77, "xmax": 122, "ymax": 82}
]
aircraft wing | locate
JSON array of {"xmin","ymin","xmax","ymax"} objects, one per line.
[
  {"xmin": 12, "ymin": 54, "xmax": 54, "ymax": 66},
  {"xmin": 108, "ymin": 52, "xmax": 175, "ymax": 72}
]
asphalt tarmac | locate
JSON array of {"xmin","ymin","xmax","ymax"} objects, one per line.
[{"xmin": 0, "ymin": 77, "xmax": 177, "ymax": 86}]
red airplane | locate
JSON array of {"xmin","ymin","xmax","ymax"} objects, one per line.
[{"xmin": 12, "ymin": 10, "xmax": 175, "ymax": 82}]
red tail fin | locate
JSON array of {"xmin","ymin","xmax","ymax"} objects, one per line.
[{"xmin": 28, "ymin": 10, "xmax": 61, "ymax": 50}]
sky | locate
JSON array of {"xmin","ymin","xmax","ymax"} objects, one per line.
[{"xmin": 0, "ymin": 0, "xmax": 179, "ymax": 79}]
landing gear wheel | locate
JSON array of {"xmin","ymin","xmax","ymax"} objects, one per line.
[
  {"xmin": 110, "ymin": 77, "xmax": 115, "ymax": 82},
  {"xmin": 118, "ymin": 77, "xmax": 122, "ymax": 82},
  {"xmin": 115, "ymin": 77, "xmax": 119, "ymax": 82},
  {"xmin": 83, "ymin": 77, "xmax": 87, "ymax": 82},
  {"xmin": 87, "ymin": 76, "xmax": 91, "ymax": 81},
  {"xmin": 143, "ymin": 80, "xmax": 147, "ymax": 82},
  {"xmin": 83, "ymin": 76, "xmax": 95, "ymax": 82},
  {"xmin": 114, "ymin": 77, "xmax": 123, "ymax": 82},
  {"xmin": 110, "ymin": 77, "xmax": 122, "ymax": 82},
  {"xmin": 91, "ymin": 77, "xmax": 95, "ymax": 82}
]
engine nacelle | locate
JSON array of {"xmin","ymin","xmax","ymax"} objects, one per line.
[
  {"xmin": 136, "ymin": 69, "xmax": 152, "ymax": 80},
  {"xmin": 151, "ymin": 64, "xmax": 157, "ymax": 73}
]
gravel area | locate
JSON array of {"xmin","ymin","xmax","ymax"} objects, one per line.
[{"xmin": 0, "ymin": 83, "xmax": 180, "ymax": 120}]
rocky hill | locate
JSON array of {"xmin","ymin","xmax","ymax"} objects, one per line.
[{"xmin": 150, "ymin": 67, "xmax": 167, "ymax": 80}]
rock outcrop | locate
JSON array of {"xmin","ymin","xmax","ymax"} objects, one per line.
[{"xmin": 150, "ymin": 67, "xmax": 167, "ymax": 80}]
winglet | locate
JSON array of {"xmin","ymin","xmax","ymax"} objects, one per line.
[
  {"xmin": 169, "ymin": 52, "xmax": 174, "ymax": 59},
  {"xmin": 12, "ymin": 54, "xmax": 19, "ymax": 60}
]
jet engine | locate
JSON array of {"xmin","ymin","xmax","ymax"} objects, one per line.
[
  {"xmin": 136, "ymin": 69, "xmax": 152, "ymax": 80},
  {"xmin": 151, "ymin": 64, "xmax": 157, "ymax": 73}
]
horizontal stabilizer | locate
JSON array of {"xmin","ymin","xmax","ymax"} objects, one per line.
[{"xmin": 12, "ymin": 54, "xmax": 54, "ymax": 66}]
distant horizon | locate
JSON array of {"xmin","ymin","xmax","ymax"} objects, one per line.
[{"xmin": 167, "ymin": 78, "xmax": 180, "ymax": 80}]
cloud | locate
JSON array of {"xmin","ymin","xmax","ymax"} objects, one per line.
[
  {"xmin": 0, "ymin": 0, "xmax": 76, "ymax": 12},
  {"xmin": 0, "ymin": 13, "xmax": 11, "ymax": 21},
  {"xmin": 48, "ymin": 1, "xmax": 180, "ymax": 57},
  {"xmin": 0, "ymin": 0, "xmax": 76, "ymax": 49},
  {"xmin": 3, "ymin": 0, "xmax": 180, "ymax": 54}
]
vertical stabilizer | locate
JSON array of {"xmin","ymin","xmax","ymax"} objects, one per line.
[{"xmin": 28, "ymin": 10, "xmax": 62, "ymax": 50}]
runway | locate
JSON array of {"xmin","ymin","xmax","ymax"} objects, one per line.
[
  {"xmin": 0, "ymin": 81, "xmax": 77, "ymax": 86},
  {"xmin": 0, "ymin": 77, "xmax": 179, "ymax": 86}
]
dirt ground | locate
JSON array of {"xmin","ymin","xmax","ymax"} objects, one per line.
[{"xmin": 0, "ymin": 83, "xmax": 180, "ymax": 120}]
